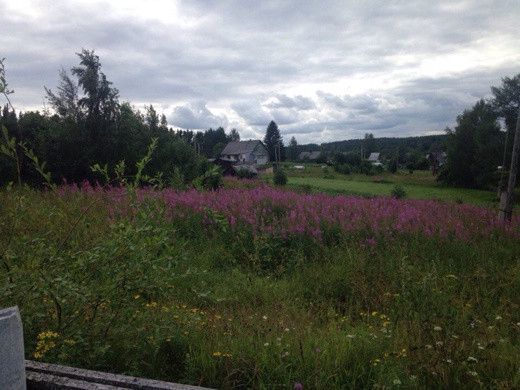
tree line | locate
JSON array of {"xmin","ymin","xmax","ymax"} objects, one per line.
[{"xmin": 0, "ymin": 50, "xmax": 271, "ymax": 187}]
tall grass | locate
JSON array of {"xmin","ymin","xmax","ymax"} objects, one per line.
[{"xmin": 1, "ymin": 185, "xmax": 519, "ymax": 388}]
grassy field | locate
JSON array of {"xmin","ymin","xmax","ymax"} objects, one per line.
[
  {"xmin": 1, "ymin": 184, "xmax": 519, "ymax": 388},
  {"xmin": 278, "ymin": 164, "xmax": 501, "ymax": 207}
]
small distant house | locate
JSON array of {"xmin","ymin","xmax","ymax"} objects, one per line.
[
  {"xmin": 298, "ymin": 151, "xmax": 321, "ymax": 161},
  {"xmin": 220, "ymin": 140, "xmax": 269, "ymax": 165},
  {"xmin": 367, "ymin": 152, "xmax": 381, "ymax": 164}
]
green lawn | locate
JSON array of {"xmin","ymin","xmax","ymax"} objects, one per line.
[
  {"xmin": 277, "ymin": 164, "xmax": 501, "ymax": 207},
  {"xmin": 288, "ymin": 176, "xmax": 499, "ymax": 206}
]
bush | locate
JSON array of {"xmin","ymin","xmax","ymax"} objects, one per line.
[
  {"xmin": 273, "ymin": 168, "xmax": 287, "ymax": 186},
  {"xmin": 388, "ymin": 157, "xmax": 398, "ymax": 173},
  {"xmin": 194, "ymin": 165, "xmax": 223, "ymax": 190},
  {"xmin": 334, "ymin": 163, "xmax": 351, "ymax": 175},
  {"xmin": 236, "ymin": 167, "xmax": 256, "ymax": 179},
  {"xmin": 373, "ymin": 164, "xmax": 384, "ymax": 174},
  {"xmin": 391, "ymin": 185, "xmax": 407, "ymax": 199},
  {"xmin": 360, "ymin": 161, "xmax": 373, "ymax": 175}
]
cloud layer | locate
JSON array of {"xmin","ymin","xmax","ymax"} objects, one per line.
[{"xmin": 1, "ymin": 0, "xmax": 518, "ymax": 143}]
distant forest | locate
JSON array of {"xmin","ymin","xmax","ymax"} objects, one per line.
[{"xmin": 298, "ymin": 134, "xmax": 447, "ymax": 157}]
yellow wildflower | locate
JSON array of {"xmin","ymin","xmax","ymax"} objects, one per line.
[{"xmin": 33, "ymin": 331, "xmax": 59, "ymax": 359}]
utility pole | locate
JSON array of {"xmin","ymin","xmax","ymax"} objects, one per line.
[
  {"xmin": 497, "ymin": 124, "xmax": 510, "ymax": 198},
  {"xmin": 498, "ymin": 107, "xmax": 520, "ymax": 222}
]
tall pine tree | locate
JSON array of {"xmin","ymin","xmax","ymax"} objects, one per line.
[{"xmin": 263, "ymin": 120, "xmax": 285, "ymax": 162}]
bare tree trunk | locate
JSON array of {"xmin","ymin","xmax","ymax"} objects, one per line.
[{"xmin": 498, "ymin": 108, "xmax": 520, "ymax": 222}]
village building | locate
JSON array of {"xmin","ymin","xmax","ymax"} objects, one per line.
[
  {"xmin": 220, "ymin": 140, "xmax": 269, "ymax": 165},
  {"xmin": 367, "ymin": 152, "xmax": 381, "ymax": 165}
]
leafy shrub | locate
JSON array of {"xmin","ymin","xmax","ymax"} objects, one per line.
[
  {"xmin": 236, "ymin": 167, "xmax": 256, "ymax": 179},
  {"xmin": 194, "ymin": 165, "xmax": 223, "ymax": 190},
  {"xmin": 334, "ymin": 163, "xmax": 351, "ymax": 175},
  {"xmin": 361, "ymin": 163, "xmax": 372, "ymax": 175},
  {"xmin": 391, "ymin": 184, "xmax": 407, "ymax": 199},
  {"xmin": 273, "ymin": 168, "xmax": 287, "ymax": 186},
  {"xmin": 388, "ymin": 157, "xmax": 398, "ymax": 173},
  {"xmin": 406, "ymin": 162, "xmax": 415, "ymax": 174},
  {"xmin": 373, "ymin": 164, "xmax": 384, "ymax": 174}
]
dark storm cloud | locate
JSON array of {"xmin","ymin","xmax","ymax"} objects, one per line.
[{"xmin": 1, "ymin": 0, "xmax": 518, "ymax": 142}]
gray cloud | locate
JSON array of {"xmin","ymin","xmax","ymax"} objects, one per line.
[
  {"xmin": 266, "ymin": 94, "xmax": 316, "ymax": 110},
  {"xmin": 169, "ymin": 101, "xmax": 228, "ymax": 130},
  {"xmin": 1, "ymin": 0, "xmax": 518, "ymax": 143}
]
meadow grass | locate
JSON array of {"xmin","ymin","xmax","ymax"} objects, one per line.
[
  {"xmin": 287, "ymin": 176, "xmax": 498, "ymax": 206},
  {"xmin": 274, "ymin": 164, "xmax": 501, "ymax": 206},
  {"xmin": 0, "ymin": 186, "xmax": 519, "ymax": 389}
]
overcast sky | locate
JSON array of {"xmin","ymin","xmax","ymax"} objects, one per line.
[{"xmin": 1, "ymin": 0, "xmax": 519, "ymax": 143}]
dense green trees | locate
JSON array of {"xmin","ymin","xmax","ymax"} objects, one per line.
[
  {"xmin": 193, "ymin": 127, "xmax": 231, "ymax": 158},
  {"xmin": 0, "ymin": 51, "xmax": 208, "ymax": 187},
  {"xmin": 287, "ymin": 136, "xmax": 298, "ymax": 161},
  {"xmin": 229, "ymin": 128, "xmax": 240, "ymax": 142},
  {"xmin": 438, "ymin": 73, "xmax": 520, "ymax": 189},
  {"xmin": 439, "ymin": 100, "xmax": 502, "ymax": 189}
]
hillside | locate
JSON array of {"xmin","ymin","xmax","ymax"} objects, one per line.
[{"xmin": 299, "ymin": 134, "xmax": 448, "ymax": 156}]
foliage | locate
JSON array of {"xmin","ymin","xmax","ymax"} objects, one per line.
[
  {"xmin": 439, "ymin": 100, "xmax": 502, "ymax": 189},
  {"xmin": 390, "ymin": 185, "xmax": 406, "ymax": 199},
  {"xmin": 273, "ymin": 168, "xmax": 287, "ymax": 186},
  {"xmin": 388, "ymin": 155, "xmax": 398, "ymax": 173},
  {"xmin": 235, "ymin": 167, "xmax": 256, "ymax": 179},
  {"xmin": 491, "ymin": 74, "xmax": 520, "ymax": 136},
  {"xmin": 334, "ymin": 163, "xmax": 352, "ymax": 175},
  {"xmin": 193, "ymin": 127, "xmax": 229, "ymax": 158},
  {"xmin": 287, "ymin": 136, "xmax": 298, "ymax": 161},
  {"xmin": 1, "ymin": 186, "xmax": 519, "ymax": 388},
  {"xmin": 300, "ymin": 134, "xmax": 447, "ymax": 159},
  {"xmin": 264, "ymin": 121, "xmax": 285, "ymax": 162},
  {"xmin": 193, "ymin": 165, "xmax": 223, "ymax": 191},
  {"xmin": 0, "ymin": 52, "xmax": 207, "ymax": 187},
  {"xmin": 229, "ymin": 128, "xmax": 240, "ymax": 142}
]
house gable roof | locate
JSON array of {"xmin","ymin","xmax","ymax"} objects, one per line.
[
  {"xmin": 221, "ymin": 140, "xmax": 265, "ymax": 155},
  {"xmin": 368, "ymin": 152, "xmax": 380, "ymax": 162}
]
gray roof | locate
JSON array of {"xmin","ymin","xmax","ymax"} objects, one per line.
[
  {"xmin": 368, "ymin": 152, "xmax": 380, "ymax": 162},
  {"xmin": 221, "ymin": 140, "xmax": 264, "ymax": 155}
]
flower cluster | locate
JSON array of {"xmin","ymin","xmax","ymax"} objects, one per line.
[
  {"xmin": 33, "ymin": 331, "xmax": 59, "ymax": 359},
  {"xmin": 58, "ymin": 184, "xmax": 520, "ymax": 243}
]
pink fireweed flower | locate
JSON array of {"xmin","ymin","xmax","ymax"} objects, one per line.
[{"xmin": 56, "ymin": 184, "xmax": 520, "ymax": 243}]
